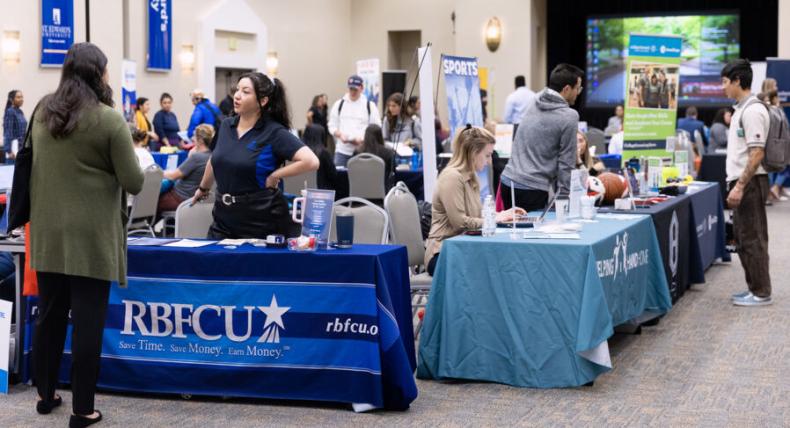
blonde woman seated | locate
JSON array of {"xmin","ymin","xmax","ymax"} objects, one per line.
[{"xmin": 425, "ymin": 125, "xmax": 525, "ymax": 275}]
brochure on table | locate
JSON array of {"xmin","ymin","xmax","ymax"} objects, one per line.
[{"xmin": 0, "ymin": 299, "xmax": 11, "ymax": 394}]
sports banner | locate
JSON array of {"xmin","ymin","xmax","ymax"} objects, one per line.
[
  {"xmin": 41, "ymin": 0, "xmax": 74, "ymax": 67},
  {"xmin": 147, "ymin": 0, "xmax": 172, "ymax": 71},
  {"xmin": 442, "ymin": 55, "xmax": 484, "ymax": 138},
  {"xmin": 623, "ymin": 34, "xmax": 682, "ymax": 161},
  {"xmin": 121, "ymin": 60, "xmax": 137, "ymax": 123},
  {"xmin": 356, "ymin": 58, "xmax": 380, "ymax": 106}
]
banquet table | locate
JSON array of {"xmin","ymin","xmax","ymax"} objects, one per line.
[
  {"xmin": 417, "ymin": 214, "xmax": 672, "ymax": 388},
  {"xmin": 21, "ymin": 242, "xmax": 417, "ymax": 410},
  {"xmin": 152, "ymin": 151, "xmax": 188, "ymax": 170},
  {"xmin": 599, "ymin": 182, "xmax": 729, "ymax": 301}
]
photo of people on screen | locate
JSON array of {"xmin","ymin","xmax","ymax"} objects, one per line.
[{"xmin": 627, "ymin": 63, "xmax": 679, "ymax": 110}]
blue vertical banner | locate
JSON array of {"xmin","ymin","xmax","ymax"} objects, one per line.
[
  {"xmin": 41, "ymin": 0, "xmax": 74, "ymax": 67},
  {"xmin": 147, "ymin": 0, "xmax": 172, "ymax": 71},
  {"xmin": 121, "ymin": 60, "xmax": 137, "ymax": 123},
  {"xmin": 442, "ymin": 55, "xmax": 483, "ymax": 139},
  {"xmin": 766, "ymin": 58, "xmax": 790, "ymax": 120}
]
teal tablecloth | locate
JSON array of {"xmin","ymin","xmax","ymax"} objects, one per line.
[{"xmin": 417, "ymin": 214, "xmax": 671, "ymax": 388}]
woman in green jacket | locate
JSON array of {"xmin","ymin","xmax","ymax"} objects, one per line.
[{"xmin": 30, "ymin": 43, "xmax": 144, "ymax": 428}]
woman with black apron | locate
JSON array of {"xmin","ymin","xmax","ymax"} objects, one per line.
[{"xmin": 193, "ymin": 72, "xmax": 319, "ymax": 238}]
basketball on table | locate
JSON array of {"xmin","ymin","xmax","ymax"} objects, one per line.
[{"xmin": 598, "ymin": 172, "xmax": 629, "ymax": 204}]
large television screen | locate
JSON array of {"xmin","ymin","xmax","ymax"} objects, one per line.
[{"xmin": 586, "ymin": 13, "xmax": 740, "ymax": 107}]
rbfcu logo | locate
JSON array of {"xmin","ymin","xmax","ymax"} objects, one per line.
[{"xmin": 120, "ymin": 294, "xmax": 290, "ymax": 344}]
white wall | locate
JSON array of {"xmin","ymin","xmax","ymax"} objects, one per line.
[
  {"xmin": 779, "ymin": 0, "xmax": 790, "ymax": 58},
  {"xmin": 0, "ymin": 0, "xmax": 351, "ymax": 134}
]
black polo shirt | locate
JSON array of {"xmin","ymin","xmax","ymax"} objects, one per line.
[{"xmin": 211, "ymin": 115, "xmax": 304, "ymax": 195}]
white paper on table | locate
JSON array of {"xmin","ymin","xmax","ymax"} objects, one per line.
[
  {"xmin": 579, "ymin": 340, "xmax": 612, "ymax": 368},
  {"xmin": 166, "ymin": 155, "xmax": 178, "ymax": 170},
  {"xmin": 523, "ymin": 233, "xmax": 581, "ymax": 240},
  {"xmin": 385, "ymin": 142, "xmax": 413, "ymax": 157},
  {"xmin": 0, "ymin": 299, "xmax": 12, "ymax": 394},
  {"xmin": 177, "ymin": 131, "xmax": 189, "ymax": 142},
  {"xmin": 217, "ymin": 238, "xmax": 263, "ymax": 246},
  {"xmin": 164, "ymin": 239, "xmax": 216, "ymax": 248},
  {"xmin": 597, "ymin": 213, "xmax": 646, "ymax": 221}
]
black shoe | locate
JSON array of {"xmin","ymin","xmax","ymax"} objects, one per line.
[
  {"xmin": 69, "ymin": 410, "xmax": 102, "ymax": 428},
  {"xmin": 36, "ymin": 395, "xmax": 62, "ymax": 414}
]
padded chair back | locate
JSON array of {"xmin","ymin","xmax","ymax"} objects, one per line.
[
  {"xmin": 585, "ymin": 127, "xmax": 607, "ymax": 157},
  {"xmin": 283, "ymin": 162, "xmax": 317, "ymax": 194},
  {"xmin": 174, "ymin": 195, "xmax": 215, "ymax": 238},
  {"xmin": 384, "ymin": 182, "xmax": 425, "ymax": 266},
  {"xmin": 330, "ymin": 197, "xmax": 389, "ymax": 244},
  {"xmin": 128, "ymin": 165, "xmax": 164, "ymax": 234},
  {"xmin": 348, "ymin": 153, "xmax": 386, "ymax": 200}
]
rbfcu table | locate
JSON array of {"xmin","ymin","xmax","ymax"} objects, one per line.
[
  {"xmin": 22, "ymin": 243, "xmax": 417, "ymax": 411},
  {"xmin": 417, "ymin": 214, "xmax": 672, "ymax": 388}
]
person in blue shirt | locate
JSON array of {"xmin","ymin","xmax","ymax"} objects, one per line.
[
  {"xmin": 503, "ymin": 75, "xmax": 536, "ymax": 124},
  {"xmin": 192, "ymin": 73, "xmax": 319, "ymax": 239},
  {"xmin": 187, "ymin": 89, "xmax": 222, "ymax": 138},
  {"xmin": 152, "ymin": 92, "xmax": 183, "ymax": 149},
  {"xmin": 3, "ymin": 90, "xmax": 27, "ymax": 164},
  {"xmin": 677, "ymin": 106, "xmax": 708, "ymax": 151}
]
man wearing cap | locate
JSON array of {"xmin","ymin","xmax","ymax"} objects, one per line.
[{"xmin": 328, "ymin": 75, "xmax": 382, "ymax": 167}]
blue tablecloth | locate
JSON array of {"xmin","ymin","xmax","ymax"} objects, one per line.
[
  {"xmin": 417, "ymin": 215, "xmax": 671, "ymax": 388},
  {"xmin": 23, "ymin": 243, "xmax": 417, "ymax": 410},
  {"xmin": 686, "ymin": 182, "xmax": 731, "ymax": 281},
  {"xmin": 152, "ymin": 151, "xmax": 188, "ymax": 170}
]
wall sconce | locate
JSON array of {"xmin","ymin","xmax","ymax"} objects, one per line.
[
  {"xmin": 179, "ymin": 44, "xmax": 195, "ymax": 70},
  {"xmin": 485, "ymin": 17, "xmax": 502, "ymax": 52},
  {"xmin": 266, "ymin": 51, "xmax": 279, "ymax": 76},
  {"xmin": 3, "ymin": 31, "xmax": 21, "ymax": 63}
]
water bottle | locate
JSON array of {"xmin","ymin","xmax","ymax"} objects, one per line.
[
  {"xmin": 411, "ymin": 151, "xmax": 419, "ymax": 171},
  {"xmin": 482, "ymin": 195, "xmax": 495, "ymax": 237}
]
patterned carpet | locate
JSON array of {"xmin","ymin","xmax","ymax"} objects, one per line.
[{"xmin": 3, "ymin": 203, "xmax": 790, "ymax": 427}]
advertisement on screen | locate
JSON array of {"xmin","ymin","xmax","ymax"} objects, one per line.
[
  {"xmin": 586, "ymin": 14, "xmax": 739, "ymax": 107},
  {"xmin": 147, "ymin": 0, "xmax": 172, "ymax": 70},
  {"xmin": 41, "ymin": 0, "xmax": 74, "ymax": 67},
  {"xmin": 121, "ymin": 60, "xmax": 137, "ymax": 123},
  {"xmin": 356, "ymin": 58, "xmax": 380, "ymax": 106},
  {"xmin": 442, "ymin": 55, "xmax": 483, "ymax": 138},
  {"xmin": 622, "ymin": 34, "xmax": 682, "ymax": 161}
]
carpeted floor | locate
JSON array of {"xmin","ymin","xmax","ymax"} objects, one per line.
[{"xmin": 3, "ymin": 203, "xmax": 790, "ymax": 427}]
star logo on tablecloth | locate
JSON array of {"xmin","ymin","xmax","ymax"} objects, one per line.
[{"xmin": 258, "ymin": 295, "xmax": 290, "ymax": 343}]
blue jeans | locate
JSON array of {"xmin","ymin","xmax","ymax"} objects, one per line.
[
  {"xmin": 769, "ymin": 166, "xmax": 790, "ymax": 187},
  {"xmin": 334, "ymin": 152, "xmax": 353, "ymax": 167}
]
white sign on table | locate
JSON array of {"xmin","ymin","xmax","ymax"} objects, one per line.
[{"xmin": 0, "ymin": 299, "xmax": 12, "ymax": 394}]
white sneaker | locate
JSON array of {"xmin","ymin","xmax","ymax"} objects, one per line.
[
  {"xmin": 731, "ymin": 291, "xmax": 751, "ymax": 300},
  {"xmin": 733, "ymin": 294, "xmax": 772, "ymax": 307}
]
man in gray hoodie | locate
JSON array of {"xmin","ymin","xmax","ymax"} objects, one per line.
[{"xmin": 501, "ymin": 63, "xmax": 584, "ymax": 211}]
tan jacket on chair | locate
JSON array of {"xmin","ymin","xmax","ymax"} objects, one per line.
[{"xmin": 424, "ymin": 166, "xmax": 483, "ymax": 267}]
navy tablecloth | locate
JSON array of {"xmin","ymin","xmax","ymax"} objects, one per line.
[{"xmin": 24, "ymin": 243, "xmax": 417, "ymax": 410}]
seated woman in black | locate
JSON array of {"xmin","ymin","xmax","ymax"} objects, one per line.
[
  {"xmin": 193, "ymin": 72, "xmax": 319, "ymax": 238},
  {"xmin": 302, "ymin": 124, "xmax": 337, "ymax": 190}
]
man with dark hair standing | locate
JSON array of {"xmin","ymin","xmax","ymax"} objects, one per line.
[
  {"xmin": 503, "ymin": 75, "xmax": 536, "ymax": 124},
  {"xmin": 721, "ymin": 59, "xmax": 773, "ymax": 306},
  {"xmin": 677, "ymin": 105, "xmax": 708, "ymax": 150},
  {"xmin": 501, "ymin": 63, "xmax": 583, "ymax": 211}
]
